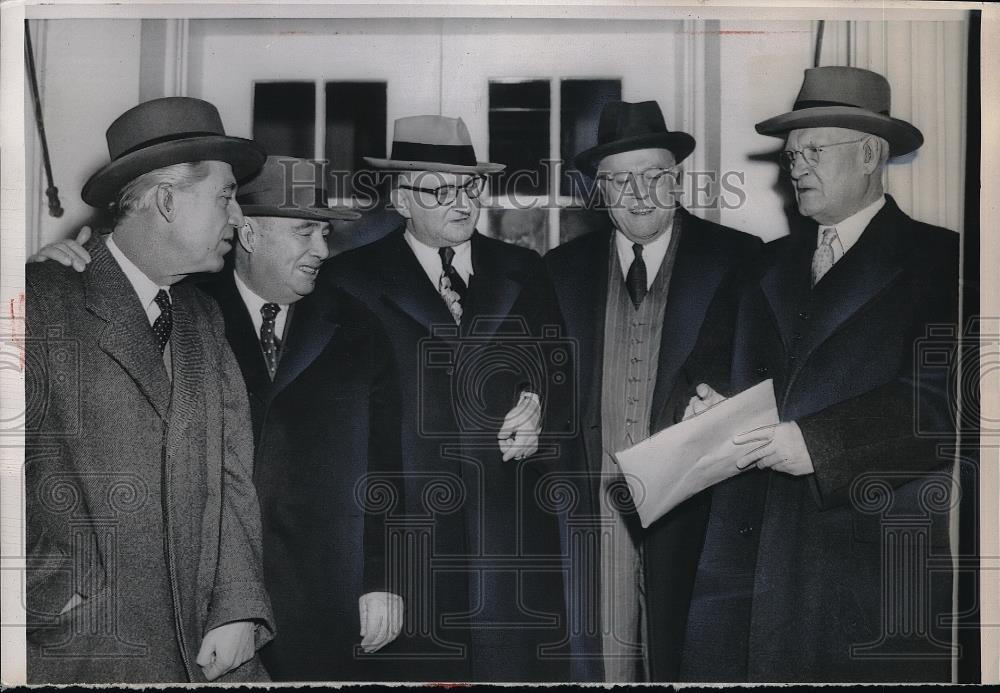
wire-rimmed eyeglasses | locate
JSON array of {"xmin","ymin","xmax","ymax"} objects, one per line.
[
  {"xmin": 597, "ymin": 166, "xmax": 681, "ymax": 192},
  {"xmin": 398, "ymin": 175, "xmax": 487, "ymax": 206},
  {"xmin": 779, "ymin": 138, "xmax": 867, "ymax": 172}
]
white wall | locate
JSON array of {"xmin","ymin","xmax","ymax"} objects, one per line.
[{"xmin": 27, "ymin": 19, "xmax": 143, "ymax": 248}]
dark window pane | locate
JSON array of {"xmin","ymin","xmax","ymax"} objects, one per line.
[
  {"xmin": 489, "ymin": 80, "xmax": 550, "ymax": 196},
  {"xmin": 485, "ymin": 207, "xmax": 548, "ymax": 254},
  {"xmin": 559, "ymin": 206, "xmax": 609, "ymax": 245},
  {"xmin": 560, "ymin": 79, "xmax": 622, "ymax": 197},
  {"xmin": 253, "ymin": 82, "xmax": 315, "ymax": 160},
  {"xmin": 325, "ymin": 82, "xmax": 387, "ymax": 201}
]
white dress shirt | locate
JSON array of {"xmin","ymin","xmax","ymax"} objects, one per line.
[
  {"xmin": 614, "ymin": 225, "xmax": 674, "ymax": 290},
  {"xmin": 404, "ymin": 230, "xmax": 474, "ymax": 290},
  {"xmin": 234, "ymin": 269, "xmax": 289, "ymax": 341},
  {"xmin": 105, "ymin": 234, "xmax": 170, "ymax": 326},
  {"xmin": 819, "ymin": 195, "xmax": 886, "ymax": 265}
]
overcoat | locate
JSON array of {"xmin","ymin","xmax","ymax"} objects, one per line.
[
  {"xmin": 25, "ymin": 236, "xmax": 274, "ymax": 684},
  {"xmin": 324, "ymin": 227, "xmax": 571, "ymax": 682},
  {"xmin": 544, "ymin": 207, "xmax": 762, "ymax": 681},
  {"xmin": 200, "ymin": 270, "xmax": 403, "ymax": 681},
  {"xmin": 685, "ymin": 195, "xmax": 960, "ymax": 682}
]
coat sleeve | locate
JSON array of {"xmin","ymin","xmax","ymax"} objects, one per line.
[
  {"xmin": 362, "ymin": 319, "xmax": 404, "ymax": 595},
  {"xmin": 203, "ymin": 302, "xmax": 275, "ymax": 648}
]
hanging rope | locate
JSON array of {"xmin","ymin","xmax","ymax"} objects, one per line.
[
  {"xmin": 813, "ymin": 20, "xmax": 825, "ymax": 68},
  {"xmin": 24, "ymin": 22, "xmax": 63, "ymax": 218}
]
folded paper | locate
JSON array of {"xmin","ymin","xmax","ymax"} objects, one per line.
[{"xmin": 614, "ymin": 379, "xmax": 779, "ymax": 528}]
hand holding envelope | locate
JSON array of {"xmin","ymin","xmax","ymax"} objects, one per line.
[{"xmin": 614, "ymin": 380, "xmax": 783, "ymax": 528}]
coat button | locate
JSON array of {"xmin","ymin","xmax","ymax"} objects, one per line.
[
  {"xmin": 755, "ymin": 366, "xmax": 768, "ymax": 376},
  {"xmin": 738, "ymin": 524, "xmax": 754, "ymax": 536},
  {"xmin": 798, "ymin": 310, "xmax": 811, "ymax": 320},
  {"xmin": 792, "ymin": 333, "xmax": 802, "ymax": 341}
]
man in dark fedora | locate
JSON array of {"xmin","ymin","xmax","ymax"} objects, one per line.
[
  {"xmin": 544, "ymin": 100, "xmax": 762, "ymax": 682},
  {"xmin": 323, "ymin": 115, "xmax": 572, "ymax": 682},
  {"xmin": 25, "ymin": 96, "xmax": 274, "ymax": 683},
  {"xmin": 31, "ymin": 155, "xmax": 407, "ymax": 682},
  {"xmin": 682, "ymin": 66, "xmax": 960, "ymax": 681},
  {"xmin": 204, "ymin": 156, "xmax": 405, "ymax": 680}
]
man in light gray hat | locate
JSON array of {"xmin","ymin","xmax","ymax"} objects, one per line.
[{"xmin": 682, "ymin": 66, "xmax": 960, "ymax": 682}]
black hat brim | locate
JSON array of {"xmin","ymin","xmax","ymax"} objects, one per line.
[
  {"xmin": 239, "ymin": 204, "xmax": 361, "ymax": 222},
  {"xmin": 574, "ymin": 132, "xmax": 696, "ymax": 177},
  {"xmin": 82, "ymin": 136, "xmax": 267, "ymax": 207},
  {"xmin": 754, "ymin": 106, "xmax": 923, "ymax": 157}
]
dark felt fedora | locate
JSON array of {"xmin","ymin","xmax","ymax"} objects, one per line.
[
  {"xmin": 755, "ymin": 66, "xmax": 923, "ymax": 156},
  {"xmin": 364, "ymin": 115, "xmax": 504, "ymax": 174},
  {"xmin": 237, "ymin": 156, "xmax": 360, "ymax": 222},
  {"xmin": 82, "ymin": 97, "xmax": 266, "ymax": 207},
  {"xmin": 574, "ymin": 101, "xmax": 696, "ymax": 177}
]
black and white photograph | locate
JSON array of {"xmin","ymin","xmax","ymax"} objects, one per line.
[{"xmin": 0, "ymin": 0, "xmax": 995, "ymax": 686}]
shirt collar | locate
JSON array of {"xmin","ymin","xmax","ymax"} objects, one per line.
[
  {"xmin": 233, "ymin": 268, "xmax": 290, "ymax": 339},
  {"xmin": 403, "ymin": 230, "xmax": 474, "ymax": 288},
  {"xmin": 105, "ymin": 234, "xmax": 169, "ymax": 324},
  {"xmin": 613, "ymin": 211, "xmax": 677, "ymax": 290},
  {"xmin": 820, "ymin": 195, "xmax": 886, "ymax": 256}
]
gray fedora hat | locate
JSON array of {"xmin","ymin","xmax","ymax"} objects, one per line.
[
  {"xmin": 82, "ymin": 97, "xmax": 266, "ymax": 207},
  {"xmin": 364, "ymin": 115, "xmax": 504, "ymax": 174},
  {"xmin": 237, "ymin": 156, "xmax": 360, "ymax": 222},
  {"xmin": 755, "ymin": 66, "xmax": 923, "ymax": 156}
]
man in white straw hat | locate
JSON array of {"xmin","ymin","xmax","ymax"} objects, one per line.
[
  {"xmin": 682, "ymin": 66, "xmax": 960, "ymax": 682},
  {"xmin": 25, "ymin": 96, "xmax": 274, "ymax": 683},
  {"xmin": 323, "ymin": 115, "xmax": 573, "ymax": 682}
]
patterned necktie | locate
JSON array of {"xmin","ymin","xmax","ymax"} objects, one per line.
[
  {"xmin": 260, "ymin": 303, "xmax": 282, "ymax": 379},
  {"xmin": 438, "ymin": 246, "xmax": 468, "ymax": 301},
  {"xmin": 811, "ymin": 226, "xmax": 840, "ymax": 287},
  {"xmin": 625, "ymin": 243, "xmax": 647, "ymax": 309},
  {"xmin": 152, "ymin": 289, "xmax": 172, "ymax": 353}
]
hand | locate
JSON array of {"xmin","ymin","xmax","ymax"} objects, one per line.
[
  {"xmin": 733, "ymin": 421, "xmax": 814, "ymax": 476},
  {"xmin": 497, "ymin": 392, "xmax": 541, "ymax": 461},
  {"xmin": 196, "ymin": 620, "xmax": 256, "ymax": 681},
  {"xmin": 359, "ymin": 591, "xmax": 403, "ymax": 653},
  {"xmin": 682, "ymin": 383, "xmax": 726, "ymax": 421},
  {"xmin": 27, "ymin": 226, "xmax": 92, "ymax": 272}
]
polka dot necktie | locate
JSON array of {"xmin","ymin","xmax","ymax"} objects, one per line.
[
  {"xmin": 151, "ymin": 289, "xmax": 172, "ymax": 353},
  {"xmin": 625, "ymin": 243, "xmax": 647, "ymax": 309},
  {"xmin": 260, "ymin": 303, "xmax": 281, "ymax": 379},
  {"xmin": 811, "ymin": 226, "xmax": 840, "ymax": 287}
]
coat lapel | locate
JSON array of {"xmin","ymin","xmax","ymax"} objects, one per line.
[
  {"xmin": 271, "ymin": 295, "xmax": 340, "ymax": 396},
  {"xmin": 462, "ymin": 232, "xmax": 526, "ymax": 339},
  {"xmin": 85, "ymin": 237, "xmax": 172, "ymax": 420},
  {"xmin": 163, "ymin": 287, "xmax": 205, "ymax": 459},
  {"xmin": 799, "ymin": 199, "xmax": 906, "ymax": 360},
  {"xmin": 760, "ymin": 229, "xmax": 815, "ymax": 351},
  {"xmin": 649, "ymin": 210, "xmax": 728, "ymax": 425},
  {"xmin": 378, "ymin": 228, "xmax": 456, "ymax": 331},
  {"xmin": 211, "ymin": 272, "xmax": 273, "ymax": 401}
]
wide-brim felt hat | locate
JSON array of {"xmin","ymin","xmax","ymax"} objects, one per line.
[
  {"xmin": 755, "ymin": 66, "xmax": 923, "ymax": 156},
  {"xmin": 82, "ymin": 96, "xmax": 266, "ymax": 207},
  {"xmin": 364, "ymin": 115, "xmax": 505, "ymax": 174},
  {"xmin": 574, "ymin": 101, "xmax": 696, "ymax": 177},
  {"xmin": 237, "ymin": 156, "xmax": 360, "ymax": 222}
]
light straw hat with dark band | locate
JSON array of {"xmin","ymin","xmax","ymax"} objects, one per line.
[
  {"xmin": 238, "ymin": 156, "xmax": 360, "ymax": 222},
  {"xmin": 82, "ymin": 96, "xmax": 266, "ymax": 207},
  {"xmin": 755, "ymin": 66, "xmax": 923, "ymax": 156},
  {"xmin": 364, "ymin": 115, "xmax": 504, "ymax": 174}
]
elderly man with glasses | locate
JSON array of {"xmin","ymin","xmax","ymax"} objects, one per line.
[
  {"xmin": 681, "ymin": 67, "xmax": 960, "ymax": 682},
  {"xmin": 323, "ymin": 115, "xmax": 573, "ymax": 683},
  {"xmin": 544, "ymin": 100, "xmax": 762, "ymax": 682}
]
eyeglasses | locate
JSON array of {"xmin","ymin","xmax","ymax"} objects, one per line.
[
  {"xmin": 598, "ymin": 166, "xmax": 681, "ymax": 192},
  {"xmin": 779, "ymin": 138, "xmax": 867, "ymax": 172},
  {"xmin": 398, "ymin": 175, "xmax": 487, "ymax": 206}
]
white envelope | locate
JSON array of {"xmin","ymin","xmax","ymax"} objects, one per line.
[{"xmin": 614, "ymin": 379, "xmax": 779, "ymax": 528}]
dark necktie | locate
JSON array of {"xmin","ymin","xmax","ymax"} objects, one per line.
[
  {"xmin": 625, "ymin": 243, "xmax": 647, "ymax": 309},
  {"xmin": 260, "ymin": 302, "xmax": 282, "ymax": 379},
  {"xmin": 438, "ymin": 246, "xmax": 468, "ymax": 301},
  {"xmin": 152, "ymin": 289, "xmax": 172, "ymax": 352}
]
